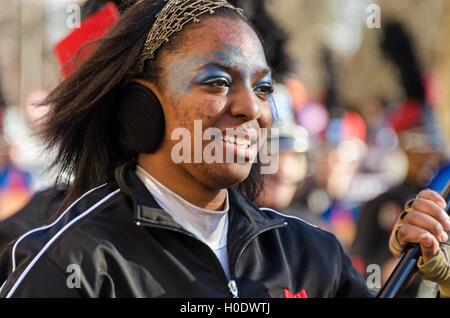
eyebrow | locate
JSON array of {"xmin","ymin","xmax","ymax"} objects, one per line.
[{"xmin": 198, "ymin": 62, "xmax": 272, "ymax": 80}]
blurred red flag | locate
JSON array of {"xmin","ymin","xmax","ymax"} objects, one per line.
[{"xmin": 54, "ymin": 2, "xmax": 120, "ymax": 79}]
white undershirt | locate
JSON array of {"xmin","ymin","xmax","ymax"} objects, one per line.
[{"xmin": 135, "ymin": 166, "xmax": 231, "ymax": 280}]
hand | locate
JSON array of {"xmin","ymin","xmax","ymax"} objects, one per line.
[
  {"xmin": 389, "ymin": 189, "xmax": 450, "ymax": 297},
  {"xmin": 391, "ymin": 189, "xmax": 449, "ymax": 262}
]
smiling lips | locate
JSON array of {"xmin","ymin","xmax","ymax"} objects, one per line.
[
  {"xmin": 221, "ymin": 135, "xmax": 252, "ymax": 148},
  {"xmin": 219, "ymin": 131, "xmax": 259, "ymax": 161}
]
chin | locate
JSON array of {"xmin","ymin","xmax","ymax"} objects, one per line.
[{"xmin": 198, "ymin": 162, "xmax": 253, "ymax": 190}]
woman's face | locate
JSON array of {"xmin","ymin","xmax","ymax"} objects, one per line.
[{"xmin": 145, "ymin": 16, "xmax": 273, "ymax": 191}]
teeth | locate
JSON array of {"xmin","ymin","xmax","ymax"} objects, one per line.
[{"xmin": 222, "ymin": 136, "xmax": 251, "ymax": 148}]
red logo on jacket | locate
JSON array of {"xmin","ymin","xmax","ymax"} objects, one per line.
[{"xmin": 284, "ymin": 289, "xmax": 308, "ymax": 298}]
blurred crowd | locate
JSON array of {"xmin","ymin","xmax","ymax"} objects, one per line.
[{"xmin": 0, "ymin": 0, "xmax": 449, "ymax": 298}]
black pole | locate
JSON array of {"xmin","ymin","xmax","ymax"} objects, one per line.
[{"xmin": 377, "ymin": 180, "xmax": 450, "ymax": 298}]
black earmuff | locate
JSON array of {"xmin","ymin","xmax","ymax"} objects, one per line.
[{"xmin": 118, "ymin": 82, "xmax": 165, "ymax": 154}]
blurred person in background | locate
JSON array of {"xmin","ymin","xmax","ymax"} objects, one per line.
[
  {"xmin": 289, "ymin": 48, "xmax": 370, "ymax": 246},
  {"xmin": 351, "ymin": 116, "xmax": 445, "ymax": 296},
  {"xmin": 304, "ymin": 109, "xmax": 368, "ymax": 250},
  {"xmin": 351, "ymin": 21, "xmax": 448, "ymax": 297},
  {"xmin": 255, "ymin": 83, "xmax": 317, "ymax": 224},
  {"xmin": 0, "ymin": 83, "xmax": 33, "ymax": 221}
]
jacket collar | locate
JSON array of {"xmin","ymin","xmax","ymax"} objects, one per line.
[{"xmin": 114, "ymin": 162, "xmax": 285, "ymax": 240}]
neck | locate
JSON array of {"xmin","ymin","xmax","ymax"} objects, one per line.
[{"xmin": 138, "ymin": 153, "xmax": 227, "ymax": 211}]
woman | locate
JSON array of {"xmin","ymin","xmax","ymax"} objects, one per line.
[{"xmin": 0, "ymin": 0, "xmax": 449, "ymax": 298}]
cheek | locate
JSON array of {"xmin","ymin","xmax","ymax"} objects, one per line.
[
  {"xmin": 165, "ymin": 94, "xmax": 227, "ymax": 132},
  {"xmin": 193, "ymin": 97, "xmax": 226, "ymax": 121}
]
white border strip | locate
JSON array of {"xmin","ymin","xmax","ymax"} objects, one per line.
[
  {"xmin": 4, "ymin": 187, "xmax": 120, "ymax": 298},
  {"xmin": 260, "ymin": 207, "xmax": 318, "ymax": 229},
  {"xmin": 0, "ymin": 280, "xmax": 6, "ymax": 293},
  {"xmin": 0, "ymin": 185, "xmax": 106, "ymax": 295},
  {"xmin": 11, "ymin": 184, "xmax": 107, "ymax": 272}
]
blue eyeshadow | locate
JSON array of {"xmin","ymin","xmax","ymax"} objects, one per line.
[
  {"xmin": 193, "ymin": 66, "xmax": 232, "ymax": 84},
  {"xmin": 254, "ymin": 74, "xmax": 273, "ymax": 87}
]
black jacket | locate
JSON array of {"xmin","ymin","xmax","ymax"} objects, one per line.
[
  {"xmin": 0, "ymin": 162, "xmax": 373, "ymax": 298},
  {"xmin": 0, "ymin": 185, "xmax": 67, "ymax": 253}
]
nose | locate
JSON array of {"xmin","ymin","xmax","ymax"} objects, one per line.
[{"xmin": 229, "ymin": 86, "xmax": 261, "ymax": 122}]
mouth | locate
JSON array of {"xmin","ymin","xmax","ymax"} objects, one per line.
[
  {"xmin": 220, "ymin": 135, "xmax": 254, "ymax": 148},
  {"xmin": 219, "ymin": 129, "xmax": 259, "ymax": 162}
]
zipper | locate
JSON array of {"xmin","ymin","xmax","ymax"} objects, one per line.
[{"xmin": 228, "ymin": 280, "xmax": 239, "ymax": 298}]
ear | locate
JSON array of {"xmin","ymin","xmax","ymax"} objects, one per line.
[{"xmin": 118, "ymin": 79, "xmax": 166, "ymax": 154}]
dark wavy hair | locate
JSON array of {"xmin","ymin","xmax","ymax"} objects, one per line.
[{"xmin": 41, "ymin": 0, "xmax": 265, "ymax": 213}]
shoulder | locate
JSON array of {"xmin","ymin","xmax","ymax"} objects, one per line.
[
  {"xmin": 0, "ymin": 186, "xmax": 67, "ymax": 243},
  {"xmin": 257, "ymin": 206, "xmax": 372, "ymax": 297},
  {"xmin": 259, "ymin": 207, "xmax": 319, "ymax": 228},
  {"xmin": 258, "ymin": 206, "xmax": 343, "ymax": 251},
  {"xmin": 0, "ymin": 183, "xmax": 123, "ymax": 297}
]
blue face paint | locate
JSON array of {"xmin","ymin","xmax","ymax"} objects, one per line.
[
  {"xmin": 254, "ymin": 73, "xmax": 273, "ymax": 89},
  {"xmin": 192, "ymin": 65, "xmax": 232, "ymax": 86},
  {"xmin": 164, "ymin": 45, "xmax": 271, "ymax": 98}
]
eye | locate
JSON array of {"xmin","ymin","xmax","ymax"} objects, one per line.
[
  {"xmin": 254, "ymin": 83, "xmax": 274, "ymax": 98},
  {"xmin": 200, "ymin": 77, "xmax": 231, "ymax": 90}
]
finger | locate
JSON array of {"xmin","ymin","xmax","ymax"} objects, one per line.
[
  {"xmin": 403, "ymin": 211, "xmax": 449, "ymax": 243},
  {"xmin": 397, "ymin": 224, "xmax": 440, "ymax": 262},
  {"xmin": 419, "ymin": 234, "xmax": 441, "ymax": 263},
  {"xmin": 397, "ymin": 223, "xmax": 438, "ymax": 247},
  {"xmin": 417, "ymin": 189, "xmax": 448, "ymax": 210},
  {"xmin": 410, "ymin": 197, "xmax": 450, "ymax": 231}
]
